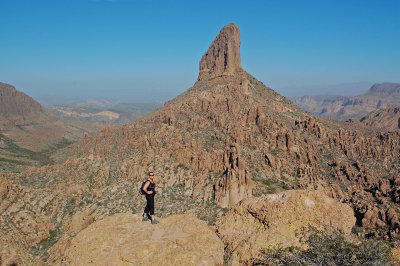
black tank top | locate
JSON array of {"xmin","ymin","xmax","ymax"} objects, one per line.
[{"xmin": 146, "ymin": 180, "xmax": 155, "ymax": 192}]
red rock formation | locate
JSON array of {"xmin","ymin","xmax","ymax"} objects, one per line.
[
  {"xmin": 214, "ymin": 144, "xmax": 253, "ymax": 208},
  {"xmin": 198, "ymin": 23, "xmax": 242, "ymax": 81}
]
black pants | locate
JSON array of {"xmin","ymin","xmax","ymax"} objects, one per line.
[{"xmin": 144, "ymin": 194, "xmax": 155, "ymax": 215}]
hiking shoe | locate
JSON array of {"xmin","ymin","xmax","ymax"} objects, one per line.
[
  {"xmin": 151, "ymin": 218, "xmax": 159, "ymax": 224},
  {"xmin": 142, "ymin": 215, "xmax": 149, "ymax": 222}
]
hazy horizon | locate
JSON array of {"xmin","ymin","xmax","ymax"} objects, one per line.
[
  {"xmin": 1, "ymin": 0, "xmax": 399, "ymax": 104},
  {"xmin": 33, "ymin": 81, "xmax": 379, "ymax": 107}
]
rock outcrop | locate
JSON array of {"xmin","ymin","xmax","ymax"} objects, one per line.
[
  {"xmin": 215, "ymin": 144, "xmax": 253, "ymax": 208},
  {"xmin": 216, "ymin": 190, "xmax": 356, "ymax": 265},
  {"xmin": 198, "ymin": 23, "xmax": 242, "ymax": 81},
  {"xmin": 62, "ymin": 213, "xmax": 224, "ymax": 265}
]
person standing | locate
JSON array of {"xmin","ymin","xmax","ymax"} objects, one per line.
[{"xmin": 142, "ymin": 172, "xmax": 159, "ymax": 224}]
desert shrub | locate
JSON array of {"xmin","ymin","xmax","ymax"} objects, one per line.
[{"xmin": 252, "ymin": 229, "xmax": 391, "ymax": 265}]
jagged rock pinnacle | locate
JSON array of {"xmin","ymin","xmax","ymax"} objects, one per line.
[{"xmin": 198, "ymin": 23, "xmax": 242, "ymax": 81}]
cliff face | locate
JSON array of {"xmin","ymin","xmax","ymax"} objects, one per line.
[
  {"xmin": 198, "ymin": 23, "xmax": 242, "ymax": 81},
  {"xmin": 1, "ymin": 23, "xmax": 400, "ymax": 263}
]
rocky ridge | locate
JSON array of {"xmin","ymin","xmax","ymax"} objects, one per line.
[
  {"xmin": 0, "ymin": 82, "xmax": 102, "ymax": 172},
  {"xmin": 360, "ymin": 107, "xmax": 400, "ymax": 131},
  {"xmin": 294, "ymin": 82, "xmax": 400, "ymax": 120},
  {"xmin": 0, "ymin": 82, "xmax": 45, "ymax": 126},
  {"xmin": 1, "ymin": 23, "xmax": 400, "ymax": 263}
]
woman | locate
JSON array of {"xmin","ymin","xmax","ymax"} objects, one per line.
[{"xmin": 142, "ymin": 172, "xmax": 159, "ymax": 224}]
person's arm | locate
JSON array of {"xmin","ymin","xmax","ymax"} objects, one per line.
[{"xmin": 143, "ymin": 181, "xmax": 153, "ymax": 194}]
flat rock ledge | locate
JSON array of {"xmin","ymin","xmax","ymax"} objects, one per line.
[{"xmin": 62, "ymin": 213, "xmax": 224, "ymax": 265}]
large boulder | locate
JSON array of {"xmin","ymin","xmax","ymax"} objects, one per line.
[
  {"xmin": 216, "ymin": 189, "xmax": 356, "ymax": 265},
  {"xmin": 63, "ymin": 213, "xmax": 224, "ymax": 265}
]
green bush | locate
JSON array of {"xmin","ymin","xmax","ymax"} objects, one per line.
[{"xmin": 252, "ymin": 229, "xmax": 392, "ymax": 265}]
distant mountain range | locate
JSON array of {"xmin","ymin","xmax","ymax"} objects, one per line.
[{"xmin": 294, "ymin": 82, "xmax": 400, "ymax": 122}]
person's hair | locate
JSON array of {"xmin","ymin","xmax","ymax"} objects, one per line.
[{"xmin": 149, "ymin": 172, "xmax": 154, "ymax": 176}]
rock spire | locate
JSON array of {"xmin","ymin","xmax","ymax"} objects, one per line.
[{"xmin": 198, "ymin": 23, "xmax": 242, "ymax": 81}]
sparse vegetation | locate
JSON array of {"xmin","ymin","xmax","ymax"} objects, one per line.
[
  {"xmin": 0, "ymin": 131, "xmax": 57, "ymax": 172},
  {"xmin": 177, "ymin": 163, "xmax": 189, "ymax": 170},
  {"xmin": 251, "ymin": 229, "xmax": 392, "ymax": 266},
  {"xmin": 31, "ymin": 227, "xmax": 63, "ymax": 262}
]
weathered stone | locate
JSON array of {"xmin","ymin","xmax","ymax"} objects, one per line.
[
  {"xmin": 387, "ymin": 208, "xmax": 399, "ymax": 227},
  {"xmin": 63, "ymin": 213, "xmax": 224, "ymax": 265},
  {"xmin": 198, "ymin": 23, "xmax": 241, "ymax": 81},
  {"xmin": 217, "ymin": 190, "xmax": 356, "ymax": 265},
  {"xmin": 214, "ymin": 144, "xmax": 253, "ymax": 208},
  {"xmin": 362, "ymin": 207, "xmax": 386, "ymax": 228}
]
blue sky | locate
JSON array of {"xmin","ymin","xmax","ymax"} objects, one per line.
[{"xmin": 1, "ymin": 0, "xmax": 399, "ymax": 104}]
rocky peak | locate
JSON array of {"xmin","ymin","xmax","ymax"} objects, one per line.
[{"xmin": 198, "ymin": 23, "xmax": 242, "ymax": 81}]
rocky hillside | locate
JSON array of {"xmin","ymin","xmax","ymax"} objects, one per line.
[
  {"xmin": 1, "ymin": 23, "xmax": 400, "ymax": 263},
  {"xmin": 217, "ymin": 189, "xmax": 356, "ymax": 264},
  {"xmin": 360, "ymin": 107, "xmax": 400, "ymax": 131},
  {"xmin": 0, "ymin": 82, "xmax": 45, "ymax": 125},
  {"xmin": 294, "ymin": 82, "xmax": 400, "ymax": 120},
  {"xmin": 0, "ymin": 82, "xmax": 102, "ymax": 172}
]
